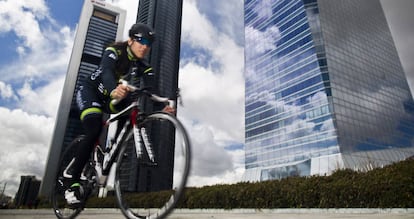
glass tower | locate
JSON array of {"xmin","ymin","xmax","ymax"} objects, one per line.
[{"xmin": 244, "ymin": 0, "xmax": 414, "ymax": 181}]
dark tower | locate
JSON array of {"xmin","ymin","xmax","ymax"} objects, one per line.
[
  {"xmin": 136, "ymin": 0, "xmax": 183, "ymax": 191},
  {"xmin": 14, "ymin": 176, "xmax": 41, "ymax": 208}
]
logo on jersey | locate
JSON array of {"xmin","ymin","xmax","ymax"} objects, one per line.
[
  {"xmin": 92, "ymin": 102, "xmax": 102, "ymax": 107},
  {"xmin": 91, "ymin": 68, "xmax": 102, "ymax": 80},
  {"xmin": 108, "ymin": 53, "xmax": 117, "ymax": 60},
  {"xmin": 98, "ymin": 83, "xmax": 106, "ymax": 94}
]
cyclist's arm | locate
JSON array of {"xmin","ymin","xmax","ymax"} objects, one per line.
[
  {"xmin": 100, "ymin": 48, "xmax": 129, "ymax": 111},
  {"xmin": 100, "ymin": 47, "xmax": 120, "ymax": 97}
]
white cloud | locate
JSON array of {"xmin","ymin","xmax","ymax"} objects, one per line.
[
  {"xmin": 245, "ymin": 25, "xmax": 281, "ymax": 60},
  {"xmin": 0, "ymin": 0, "xmax": 49, "ymax": 42},
  {"xmin": 1, "ymin": 26, "xmax": 74, "ymax": 83},
  {"xmin": 18, "ymin": 76, "xmax": 66, "ymax": 118},
  {"xmin": 0, "ymin": 107, "xmax": 54, "ymax": 197},
  {"xmin": 110, "ymin": 0, "xmax": 139, "ymax": 38},
  {"xmin": 253, "ymin": 0, "xmax": 274, "ymax": 20},
  {"xmin": 181, "ymin": 0, "xmax": 217, "ymax": 49},
  {"xmin": 0, "ymin": 0, "xmax": 75, "ymax": 116},
  {"xmin": 0, "ymin": 0, "xmax": 74, "ymax": 82},
  {"xmin": 184, "ymin": 118, "xmax": 245, "ymax": 187},
  {"xmin": 181, "ymin": 0, "xmax": 244, "ymax": 141},
  {"xmin": 179, "ymin": 0, "xmax": 245, "ymax": 185},
  {"xmin": 0, "ymin": 81, "xmax": 18, "ymax": 100},
  {"xmin": 194, "ymin": 0, "xmax": 244, "ymax": 46}
]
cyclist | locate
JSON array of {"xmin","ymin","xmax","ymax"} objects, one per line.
[{"xmin": 63, "ymin": 23, "xmax": 173, "ymax": 207}]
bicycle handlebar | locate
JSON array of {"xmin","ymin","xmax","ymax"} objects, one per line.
[{"xmin": 110, "ymin": 79, "xmax": 176, "ymax": 108}]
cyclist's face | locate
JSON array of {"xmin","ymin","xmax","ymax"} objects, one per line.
[{"xmin": 129, "ymin": 38, "xmax": 151, "ymax": 58}]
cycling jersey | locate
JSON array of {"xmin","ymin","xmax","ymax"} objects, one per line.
[{"xmin": 76, "ymin": 42, "xmax": 154, "ymax": 121}]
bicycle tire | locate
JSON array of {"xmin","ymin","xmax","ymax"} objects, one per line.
[
  {"xmin": 51, "ymin": 136, "xmax": 85, "ymax": 219},
  {"xmin": 115, "ymin": 112, "xmax": 191, "ymax": 219}
]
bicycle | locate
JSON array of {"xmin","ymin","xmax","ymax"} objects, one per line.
[{"xmin": 51, "ymin": 80, "xmax": 191, "ymax": 219}]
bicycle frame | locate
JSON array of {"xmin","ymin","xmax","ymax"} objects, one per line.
[
  {"xmin": 90, "ymin": 100, "xmax": 140, "ymax": 189},
  {"xmin": 90, "ymin": 80, "xmax": 174, "ymax": 193}
]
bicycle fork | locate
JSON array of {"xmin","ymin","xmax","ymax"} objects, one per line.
[{"xmin": 133, "ymin": 124, "xmax": 156, "ymax": 164}]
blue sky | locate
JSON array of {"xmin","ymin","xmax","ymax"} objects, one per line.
[
  {"xmin": 0, "ymin": 0, "xmax": 413, "ymax": 197},
  {"xmin": 46, "ymin": 0, "xmax": 83, "ymax": 26}
]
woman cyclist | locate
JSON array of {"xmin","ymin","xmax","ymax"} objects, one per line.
[{"xmin": 63, "ymin": 23, "xmax": 173, "ymax": 207}]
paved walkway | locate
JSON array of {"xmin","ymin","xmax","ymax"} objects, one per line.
[{"xmin": 0, "ymin": 208, "xmax": 413, "ymax": 219}]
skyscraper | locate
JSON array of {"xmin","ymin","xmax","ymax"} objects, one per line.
[
  {"xmin": 132, "ymin": 0, "xmax": 184, "ymax": 192},
  {"xmin": 244, "ymin": 0, "xmax": 414, "ymax": 181},
  {"xmin": 14, "ymin": 176, "xmax": 41, "ymax": 208},
  {"xmin": 40, "ymin": 0, "xmax": 126, "ymax": 197}
]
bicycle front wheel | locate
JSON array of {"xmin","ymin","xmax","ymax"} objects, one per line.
[{"xmin": 115, "ymin": 112, "xmax": 191, "ymax": 219}]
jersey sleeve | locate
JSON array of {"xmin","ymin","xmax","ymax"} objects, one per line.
[{"xmin": 100, "ymin": 47, "xmax": 119, "ymax": 95}]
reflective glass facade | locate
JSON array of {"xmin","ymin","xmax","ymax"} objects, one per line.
[{"xmin": 244, "ymin": 0, "xmax": 414, "ymax": 181}]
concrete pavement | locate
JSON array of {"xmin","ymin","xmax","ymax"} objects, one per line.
[{"xmin": 0, "ymin": 208, "xmax": 413, "ymax": 219}]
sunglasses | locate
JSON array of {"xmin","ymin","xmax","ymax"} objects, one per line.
[{"xmin": 134, "ymin": 37, "xmax": 152, "ymax": 46}]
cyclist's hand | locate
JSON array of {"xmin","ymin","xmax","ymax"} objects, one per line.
[
  {"xmin": 110, "ymin": 84, "xmax": 129, "ymax": 100},
  {"xmin": 163, "ymin": 106, "xmax": 176, "ymax": 115}
]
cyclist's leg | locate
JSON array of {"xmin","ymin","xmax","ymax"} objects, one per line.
[
  {"xmin": 52, "ymin": 136, "xmax": 86, "ymax": 217},
  {"xmin": 72, "ymin": 113, "xmax": 103, "ymax": 180},
  {"xmin": 69, "ymin": 85, "xmax": 104, "ymax": 182},
  {"xmin": 64, "ymin": 112, "xmax": 102, "ymax": 206},
  {"xmin": 64, "ymin": 87, "xmax": 104, "ymax": 206},
  {"xmin": 68, "ymin": 86, "xmax": 102, "ymax": 183}
]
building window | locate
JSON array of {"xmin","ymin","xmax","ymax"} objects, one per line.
[{"xmin": 93, "ymin": 9, "xmax": 117, "ymax": 23}]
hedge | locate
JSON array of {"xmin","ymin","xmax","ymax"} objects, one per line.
[{"xmin": 40, "ymin": 158, "xmax": 414, "ymax": 209}]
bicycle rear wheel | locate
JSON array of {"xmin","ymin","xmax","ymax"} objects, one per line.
[
  {"xmin": 51, "ymin": 136, "xmax": 84, "ymax": 219},
  {"xmin": 51, "ymin": 135, "xmax": 97, "ymax": 219},
  {"xmin": 115, "ymin": 112, "xmax": 191, "ymax": 219}
]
